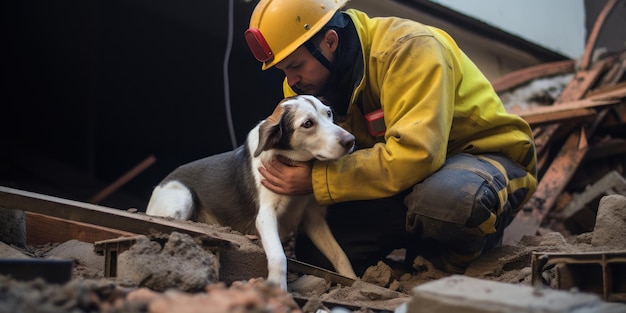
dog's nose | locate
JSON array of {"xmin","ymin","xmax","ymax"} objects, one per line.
[{"xmin": 341, "ymin": 133, "xmax": 356, "ymax": 150}]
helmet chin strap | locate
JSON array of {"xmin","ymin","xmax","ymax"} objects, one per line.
[{"xmin": 304, "ymin": 41, "xmax": 335, "ymax": 73}]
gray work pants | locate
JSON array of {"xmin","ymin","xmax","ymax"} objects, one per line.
[{"xmin": 294, "ymin": 153, "xmax": 537, "ymax": 275}]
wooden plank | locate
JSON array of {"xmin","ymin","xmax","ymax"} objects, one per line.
[
  {"xmin": 89, "ymin": 155, "xmax": 156, "ymax": 204},
  {"xmin": 534, "ymin": 122, "xmax": 580, "ymax": 174},
  {"xmin": 580, "ymin": 0, "xmax": 619, "ymax": 70},
  {"xmin": 514, "ymin": 97, "xmax": 617, "ymax": 126},
  {"xmin": 532, "ymin": 57, "xmax": 616, "ymax": 173},
  {"xmin": 0, "ymin": 186, "xmax": 232, "ymax": 247},
  {"xmin": 560, "ymin": 171, "xmax": 626, "ymax": 220},
  {"xmin": 596, "ymin": 52, "xmax": 626, "ymax": 87},
  {"xmin": 526, "ymin": 109, "xmax": 595, "ymax": 127},
  {"xmin": 586, "ymin": 109, "xmax": 612, "ymax": 140},
  {"xmin": 503, "ymin": 129, "xmax": 588, "ymax": 245},
  {"xmin": 505, "ymin": 0, "xmax": 625, "ymax": 245},
  {"xmin": 603, "ymin": 103, "xmax": 626, "ymax": 127},
  {"xmin": 0, "ymin": 186, "xmax": 269, "ymax": 285},
  {"xmin": 516, "ymin": 98, "xmax": 617, "ymax": 118},
  {"xmin": 491, "ymin": 60, "xmax": 575, "ymax": 93},
  {"xmin": 554, "ymin": 57, "xmax": 616, "ymax": 108},
  {"xmin": 556, "ymin": 57, "xmax": 616, "ymax": 104},
  {"xmin": 532, "ymin": 70, "xmax": 624, "ymax": 174},
  {"xmin": 587, "ymin": 83, "xmax": 626, "ymax": 101},
  {"xmin": 586, "ymin": 138, "xmax": 626, "ymax": 160},
  {"xmin": 522, "ymin": 108, "xmax": 595, "ymax": 127},
  {"xmin": 25, "ymin": 212, "xmax": 135, "ymax": 245}
]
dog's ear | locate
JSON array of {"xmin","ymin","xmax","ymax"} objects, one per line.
[{"xmin": 254, "ymin": 104, "xmax": 286, "ymax": 157}]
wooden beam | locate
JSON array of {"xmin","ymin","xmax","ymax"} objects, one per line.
[
  {"xmin": 560, "ymin": 170, "xmax": 626, "ymax": 220},
  {"xmin": 532, "ymin": 57, "xmax": 616, "ymax": 172},
  {"xmin": 586, "ymin": 138, "xmax": 626, "ymax": 160},
  {"xmin": 503, "ymin": 0, "xmax": 625, "ymax": 245},
  {"xmin": 0, "ymin": 186, "xmax": 270, "ymax": 284},
  {"xmin": 25, "ymin": 212, "xmax": 135, "ymax": 245},
  {"xmin": 556, "ymin": 57, "xmax": 617, "ymax": 104},
  {"xmin": 90, "ymin": 155, "xmax": 156, "ymax": 204},
  {"xmin": 514, "ymin": 97, "xmax": 618, "ymax": 126},
  {"xmin": 587, "ymin": 83, "xmax": 626, "ymax": 101},
  {"xmin": 491, "ymin": 60, "xmax": 575, "ymax": 93},
  {"xmin": 503, "ymin": 128, "xmax": 589, "ymax": 245},
  {"xmin": 522, "ymin": 108, "xmax": 595, "ymax": 127},
  {"xmin": 516, "ymin": 98, "xmax": 617, "ymax": 118},
  {"xmin": 0, "ymin": 186, "xmax": 232, "ymax": 247},
  {"xmin": 580, "ymin": 0, "xmax": 619, "ymax": 70}
]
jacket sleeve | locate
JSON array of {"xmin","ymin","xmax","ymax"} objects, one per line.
[{"xmin": 312, "ymin": 33, "xmax": 458, "ymax": 205}]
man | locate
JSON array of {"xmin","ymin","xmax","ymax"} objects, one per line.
[{"xmin": 245, "ymin": 0, "xmax": 537, "ymax": 275}]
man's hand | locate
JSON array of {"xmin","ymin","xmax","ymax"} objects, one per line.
[{"xmin": 259, "ymin": 155, "xmax": 313, "ymax": 195}]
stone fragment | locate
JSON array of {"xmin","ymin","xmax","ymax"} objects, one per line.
[{"xmin": 117, "ymin": 232, "xmax": 219, "ymax": 292}]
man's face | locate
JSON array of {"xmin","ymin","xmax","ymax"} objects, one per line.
[{"xmin": 275, "ymin": 45, "xmax": 332, "ymax": 96}]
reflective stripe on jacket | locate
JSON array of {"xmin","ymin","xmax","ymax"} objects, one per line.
[{"xmin": 284, "ymin": 9, "xmax": 536, "ymax": 206}]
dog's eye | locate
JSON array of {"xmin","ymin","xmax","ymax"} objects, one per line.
[
  {"xmin": 327, "ymin": 110, "xmax": 332, "ymax": 118},
  {"xmin": 302, "ymin": 119, "xmax": 314, "ymax": 128}
]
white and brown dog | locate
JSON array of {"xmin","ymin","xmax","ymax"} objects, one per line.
[{"xmin": 146, "ymin": 95, "xmax": 357, "ymax": 289}]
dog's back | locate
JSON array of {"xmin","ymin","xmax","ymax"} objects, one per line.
[{"xmin": 147, "ymin": 145, "xmax": 261, "ymax": 234}]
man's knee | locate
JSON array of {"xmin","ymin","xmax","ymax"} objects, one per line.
[
  {"xmin": 406, "ymin": 181, "xmax": 499, "ymax": 241},
  {"xmin": 404, "ymin": 154, "xmax": 504, "ymax": 235},
  {"xmin": 404, "ymin": 180, "xmax": 500, "ymax": 273},
  {"xmin": 465, "ymin": 182, "xmax": 500, "ymax": 235},
  {"xmin": 404, "ymin": 153, "xmax": 536, "ymax": 254}
]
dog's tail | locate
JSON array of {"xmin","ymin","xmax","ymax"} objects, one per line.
[{"xmin": 145, "ymin": 180, "xmax": 194, "ymax": 220}]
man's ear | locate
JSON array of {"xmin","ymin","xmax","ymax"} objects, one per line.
[{"xmin": 323, "ymin": 29, "xmax": 339, "ymax": 53}]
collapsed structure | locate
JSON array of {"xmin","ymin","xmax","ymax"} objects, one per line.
[{"xmin": 1, "ymin": 1, "xmax": 626, "ymax": 312}]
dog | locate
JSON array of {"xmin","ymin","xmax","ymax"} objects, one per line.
[{"xmin": 145, "ymin": 95, "xmax": 358, "ymax": 290}]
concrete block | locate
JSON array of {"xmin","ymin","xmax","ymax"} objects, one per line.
[
  {"xmin": 0, "ymin": 208, "xmax": 25, "ymax": 247},
  {"xmin": 399, "ymin": 275, "xmax": 626, "ymax": 313}
]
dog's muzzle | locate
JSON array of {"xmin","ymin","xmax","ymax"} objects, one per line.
[{"xmin": 342, "ymin": 133, "xmax": 356, "ymax": 153}]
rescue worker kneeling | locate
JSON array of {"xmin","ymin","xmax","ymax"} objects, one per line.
[{"xmin": 245, "ymin": 0, "xmax": 538, "ymax": 275}]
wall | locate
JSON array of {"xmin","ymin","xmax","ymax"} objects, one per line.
[{"xmin": 431, "ymin": 0, "xmax": 586, "ymax": 60}]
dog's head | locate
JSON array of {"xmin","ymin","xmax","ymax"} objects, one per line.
[{"xmin": 254, "ymin": 95, "xmax": 355, "ymax": 161}]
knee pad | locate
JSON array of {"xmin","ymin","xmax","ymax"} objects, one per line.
[{"xmin": 465, "ymin": 182, "xmax": 499, "ymax": 235}]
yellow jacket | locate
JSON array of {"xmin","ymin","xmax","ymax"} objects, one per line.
[{"xmin": 284, "ymin": 9, "xmax": 536, "ymax": 206}]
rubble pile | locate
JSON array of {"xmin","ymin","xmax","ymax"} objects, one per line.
[
  {"xmin": 1, "ymin": 2, "xmax": 625, "ymax": 312},
  {"xmin": 494, "ymin": 48, "xmax": 626, "ymax": 245}
]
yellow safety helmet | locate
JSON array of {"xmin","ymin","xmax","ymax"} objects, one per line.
[{"xmin": 245, "ymin": 0, "xmax": 349, "ymax": 70}]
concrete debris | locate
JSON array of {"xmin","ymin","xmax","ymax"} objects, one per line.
[
  {"xmin": 288, "ymin": 274, "xmax": 330, "ymax": 298},
  {"xmin": 397, "ymin": 275, "xmax": 626, "ymax": 313},
  {"xmin": 126, "ymin": 278, "xmax": 301, "ymax": 313},
  {"xmin": 361, "ymin": 260, "xmax": 395, "ymax": 288},
  {"xmin": 591, "ymin": 194, "xmax": 626, "ymax": 249},
  {"xmin": 0, "ymin": 276, "xmax": 131, "ymax": 313},
  {"xmin": 116, "ymin": 232, "xmax": 219, "ymax": 292},
  {"xmin": 46, "ymin": 239, "xmax": 104, "ymax": 278},
  {"xmin": 1, "ymin": 195, "xmax": 626, "ymax": 312},
  {"xmin": 0, "ymin": 241, "xmax": 29, "ymax": 259}
]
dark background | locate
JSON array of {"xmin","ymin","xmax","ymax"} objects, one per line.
[
  {"xmin": 2, "ymin": 0, "xmax": 620, "ymax": 211},
  {"xmin": 1, "ymin": 0, "xmax": 284, "ymax": 209}
]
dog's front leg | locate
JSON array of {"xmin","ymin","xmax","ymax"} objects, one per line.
[
  {"xmin": 256, "ymin": 205, "xmax": 288, "ymax": 290},
  {"xmin": 302, "ymin": 207, "xmax": 357, "ymax": 279}
]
